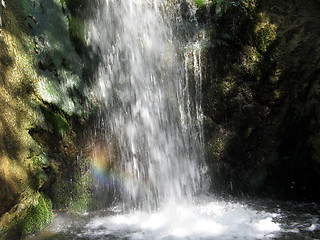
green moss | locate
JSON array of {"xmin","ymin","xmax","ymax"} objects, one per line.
[
  {"xmin": 212, "ymin": 0, "xmax": 237, "ymax": 16},
  {"xmin": 254, "ymin": 13, "xmax": 277, "ymax": 53},
  {"xmin": 63, "ymin": 0, "xmax": 90, "ymax": 15},
  {"xmin": 69, "ymin": 16, "xmax": 87, "ymax": 55},
  {"xmin": 52, "ymin": 114, "xmax": 71, "ymax": 135},
  {"xmin": 210, "ymin": 138, "xmax": 224, "ymax": 155},
  {"xmin": 51, "ymin": 159, "xmax": 92, "ymax": 213},
  {"xmin": 243, "ymin": 46, "xmax": 262, "ymax": 72},
  {"xmin": 71, "ymin": 174, "xmax": 92, "ymax": 212},
  {"xmin": 40, "ymin": 106, "xmax": 71, "ymax": 136},
  {"xmin": 195, "ymin": 0, "xmax": 209, "ymax": 21},
  {"xmin": 242, "ymin": 0, "xmax": 258, "ymax": 13},
  {"xmin": 20, "ymin": 193, "xmax": 53, "ymax": 236},
  {"xmin": 32, "ymin": 154, "xmax": 50, "ymax": 168},
  {"xmin": 256, "ymin": 26, "xmax": 277, "ymax": 53},
  {"xmin": 195, "ymin": 0, "xmax": 207, "ymax": 8}
]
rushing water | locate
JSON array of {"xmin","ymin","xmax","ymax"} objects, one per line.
[
  {"xmin": 28, "ymin": 198, "xmax": 320, "ymax": 240},
  {"xmin": 27, "ymin": 0, "xmax": 320, "ymax": 239},
  {"xmin": 89, "ymin": 0, "xmax": 204, "ymax": 211}
]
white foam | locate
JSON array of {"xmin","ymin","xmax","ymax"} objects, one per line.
[{"xmin": 81, "ymin": 200, "xmax": 281, "ymax": 240}]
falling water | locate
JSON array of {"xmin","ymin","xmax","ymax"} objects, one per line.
[
  {"xmin": 29, "ymin": 1, "xmax": 300, "ymax": 239},
  {"xmin": 89, "ymin": 0, "xmax": 205, "ymax": 210}
]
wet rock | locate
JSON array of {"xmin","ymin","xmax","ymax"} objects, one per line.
[{"xmin": 202, "ymin": 0, "xmax": 320, "ymax": 201}]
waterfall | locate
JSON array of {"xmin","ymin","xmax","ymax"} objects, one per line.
[
  {"xmin": 89, "ymin": 0, "xmax": 205, "ymax": 210},
  {"xmin": 29, "ymin": 2, "xmax": 284, "ymax": 239}
]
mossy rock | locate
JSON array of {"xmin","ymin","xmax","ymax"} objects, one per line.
[
  {"xmin": 242, "ymin": 0, "xmax": 258, "ymax": 13},
  {"xmin": 19, "ymin": 193, "xmax": 53, "ymax": 236},
  {"xmin": 202, "ymin": 0, "xmax": 320, "ymax": 201},
  {"xmin": 254, "ymin": 13, "xmax": 277, "ymax": 53},
  {"xmin": 40, "ymin": 105, "xmax": 71, "ymax": 136},
  {"xmin": 68, "ymin": 16, "xmax": 87, "ymax": 56},
  {"xmin": 60, "ymin": 0, "xmax": 91, "ymax": 16},
  {"xmin": 194, "ymin": 0, "xmax": 207, "ymax": 8},
  {"xmin": 49, "ymin": 158, "xmax": 93, "ymax": 213}
]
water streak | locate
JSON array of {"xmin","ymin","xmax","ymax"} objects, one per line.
[{"xmin": 89, "ymin": 0, "xmax": 204, "ymax": 210}]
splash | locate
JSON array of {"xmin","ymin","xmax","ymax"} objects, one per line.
[{"xmin": 79, "ymin": 199, "xmax": 281, "ymax": 240}]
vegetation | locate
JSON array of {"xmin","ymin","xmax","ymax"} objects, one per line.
[
  {"xmin": 19, "ymin": 193, "xmax": 54, "ymax": 236},
  {"xmin": 0, "ymin": 0, "xmax": 95, "ymax": 238},
  {"xmin": 200, "ymin": 0, "xmax": 320, "ymax": 201},
  {"xmin": 50, "ymin": 157, "xmax": 92, "ymax": 213},
  {"xmin": 40, "ymin": 106, "xmax": 71, "ymax": 136}
]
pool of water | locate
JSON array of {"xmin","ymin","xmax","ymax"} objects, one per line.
[{"xmin": 26, "ymin": 196, "xmax": 320, "ymax": 240}]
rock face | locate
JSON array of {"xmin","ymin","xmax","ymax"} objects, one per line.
[
  {"xmin": 0, "ymin": 0, "xmax": 96, "ymax": 238},
  {"xmin": 201, "ymin": 0, "xmax": 320, "ymax": 201}
]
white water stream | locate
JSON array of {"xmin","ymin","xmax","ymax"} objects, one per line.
[
  {"xmin": 89, "ymin": 0, "xmax": 204, "ymax": 210},
  {"xmin": 84, "ymin": 0, "xmax": 283, "ymax": 239}
]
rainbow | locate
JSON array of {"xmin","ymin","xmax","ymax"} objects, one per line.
[{"xmin": 90, "ymin": 141, "xmax": 131, "ymax": 189}]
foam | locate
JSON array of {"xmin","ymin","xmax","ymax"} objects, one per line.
[{"xmin": 81, "ymin": 200, "xmax": 281, "ymax": 240}]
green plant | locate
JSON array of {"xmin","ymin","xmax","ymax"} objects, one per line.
[{"xmin": 195, "ymin": 0, "xmax": 207, "ymax": 8}]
